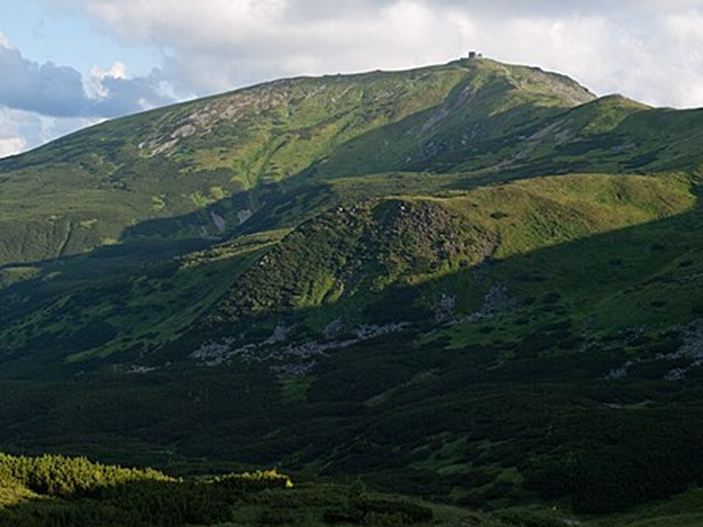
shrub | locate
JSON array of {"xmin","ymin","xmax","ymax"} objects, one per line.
[
  {"xmin": 358, "ymin": 498, "xmax": 433, "ymax": 524},
  {"xmin": 258, "ymin": 507, "xmax": 294, "ymax": 526},
  {"xmin": 214, "ymin": 469, "xmax": 293, "ymax": 493},
  {"xmin": 493, "ymin": 510, "xmax": 567, "ymax": 527}
]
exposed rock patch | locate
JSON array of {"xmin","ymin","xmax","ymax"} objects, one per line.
[
  {"xmin": 190, "ymin": 322, "xmax": 409, "ymax": 372},
  {"xmin": 456, "ymin": 283, "xmax": 520, "ymax": 325},
  {"xmin": 607, "ymin": 320, "xmax": 703, "ymax": 380}
]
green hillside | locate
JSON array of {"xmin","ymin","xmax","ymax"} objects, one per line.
[
  {"xmin": 0, "ymin": 58, "xmax": 596, "ymax": 266},
  {"xmin": 1, "ymin": 57, "xmax": 703, "ymax": 525}
]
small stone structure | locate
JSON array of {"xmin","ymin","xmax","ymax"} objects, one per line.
[{"xmin": 468, "ymin": 51, "xmax": 484, "ymax": 60}]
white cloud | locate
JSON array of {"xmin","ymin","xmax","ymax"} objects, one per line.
[
  {"xmin": 0, "ymin": 105, "xmax": 102, "ymax": 158},
  {"xmin": 91, "ymin": 61, "xmax": 126, "ymax": 80},
  {"xmin": 664, "ymin": 10, "xmax": 703, "ymax": 42},
  {"xmin": 43, "ymin": 0, "xmax": 468, "ymax": 93},
  {"xmin": 88, "ymin": 61, "xmax": 127, "ymax": 98},
  {"xmin": 0, "ymin": 108, "xmax": 38, "ymax": 158},
  {"xmin": 37, "ymin": 0, "xmax": 703, "ymax": 108},
  {"xmin": 0, "ymin": 136, "xmax": 26, "ymax": 158}
]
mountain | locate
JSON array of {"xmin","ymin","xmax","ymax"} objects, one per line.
[
  {"xmin": 0, "ymin": 58, "xmax": 598, "ymax": 266},
  {"xmin": 1, "ymin": 57, "xmax": 703, "ymax": 524}
]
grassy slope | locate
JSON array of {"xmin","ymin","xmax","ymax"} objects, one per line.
[
  {"xmin": 0, "ymin": 58, "xmax": 700, "ymax": 269},
  {"xmin": 0, "ymin": 61, "xmax": 475, "ymax": 264},
  {"xmin": 208, "ymin": 172, "xmax": 695, "ymax": 328},
  {"xmin": 0, "ymin": 173, "xmax": 692, "ymax": 367}
]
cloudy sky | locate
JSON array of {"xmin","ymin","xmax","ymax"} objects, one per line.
[{"xmin": 2, "ymin": 0, "xmax": 703, "ymax": 158}]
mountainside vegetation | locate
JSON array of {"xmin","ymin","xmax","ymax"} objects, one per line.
[
  {"xmin": 1, "ymin": 57, "xmax": 703, "ymax": 525},
  {"xmin": 0, "ymin": 57, "xmax": 600, "ymax": 266}
]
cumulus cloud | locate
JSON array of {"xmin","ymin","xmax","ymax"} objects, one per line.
[
  {"xmin": 0, "ymin": 45, "xmax": 88, "ymax": 117},
  {"xmin": 0, "ymin": 108, "xmax": 45, "ymax": 158},
  {"xmin": 38, "ymin": 0, "xmax": 703, "ymax": 109},
  {"xmin": 41, "ymin": 0, "xmax": 462, "ymax": 92},
  {"xmin": 0, "ymin": 31, "xmax": 175, "ymax": 157},
  {"xmin": 0, "ymin": 136, "xmax": 26, "ymax": 158},
  {"xmin": 0, "ymin": 35, "xmax": 172, "ymax": 118},
  {"xmin": 89, "ymin": 61, "xmax": 126, "ymax": 98},
  {"xmin": 0, "ymin": 106, "xmax": 99, "ymax": 158}
]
